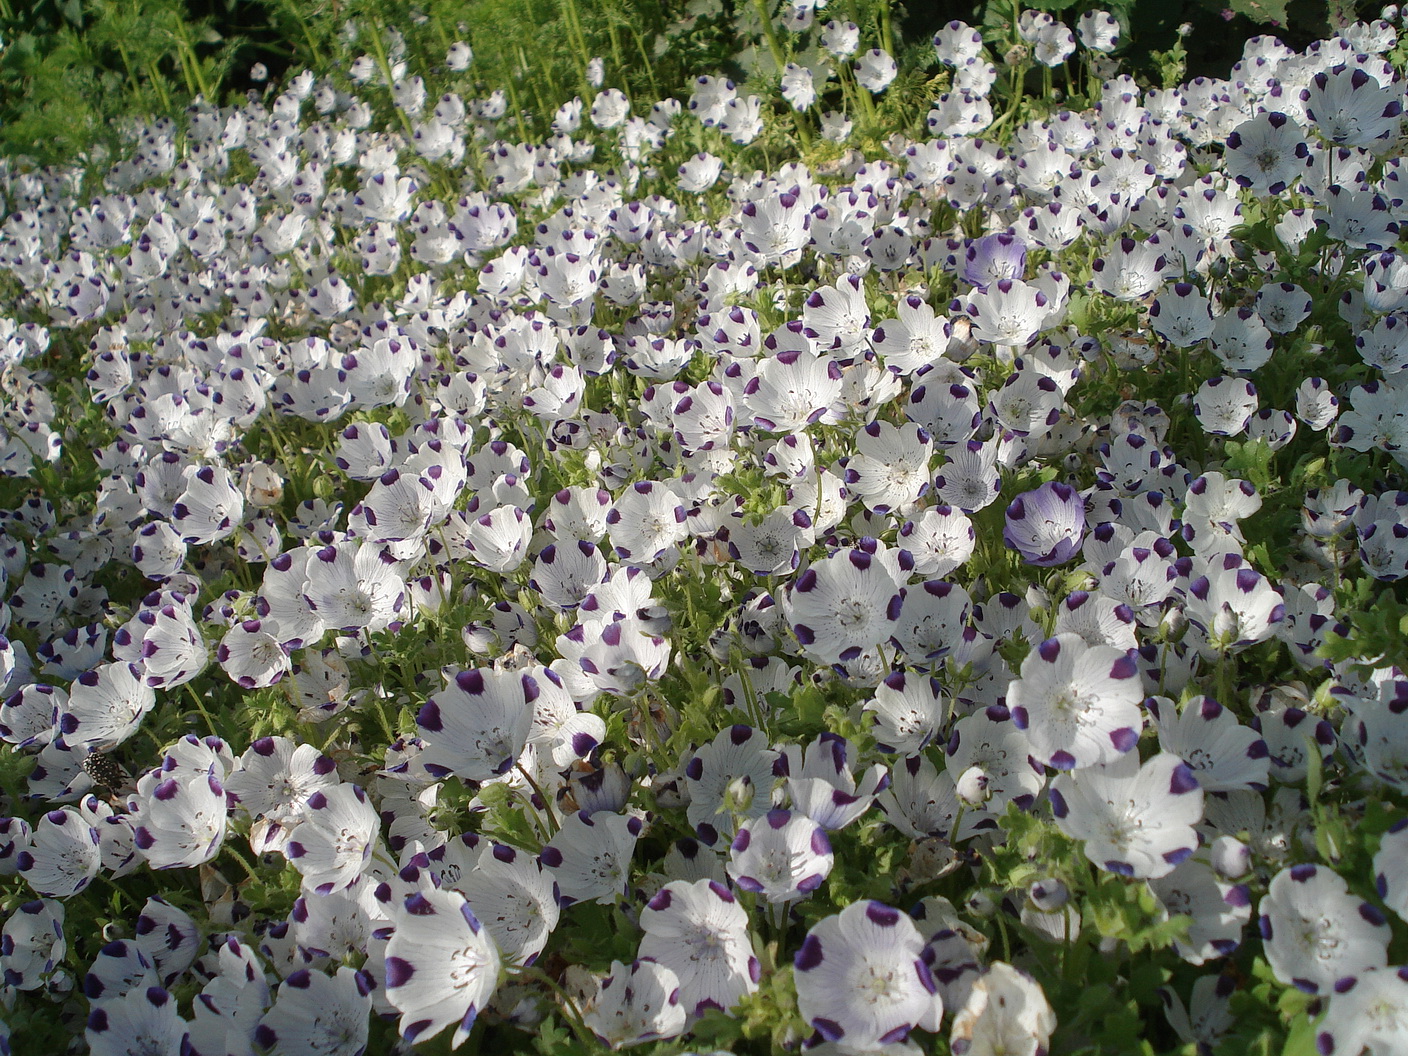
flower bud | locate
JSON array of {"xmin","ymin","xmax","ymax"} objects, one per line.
[
  {"xmin": 956, "ymin": 766, "xmax": 992, "ymax": 807},
  {"xmin": 1210, "ymin": 835, "xmax": 1251, "ymax": 879},
  {"xmin": 1159, "ymin": 604, "xmax": 1189, "ymax": 643},
  {"xmin": 722, "ymin": 775, "xmax": 755, "ymax": 816}
]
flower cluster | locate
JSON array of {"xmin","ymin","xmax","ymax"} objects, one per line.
[{"xmin": 0, "ymin": 4, "xmax": 1405, "ymax": 1055}]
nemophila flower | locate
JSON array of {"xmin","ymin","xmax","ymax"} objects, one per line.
[
  {"xmin": 844, "ymin": 422, "xmax": 933, "ymax": 514},
  {"xmin": 584, "ymin": 959, "xmax": 687, "ymax": 1047},
  {"xmin": 286, "ymin": 783, "xmax": 378, "ymax": 895},
  {"xmin": 578, "ymin": 617, "xmax": 672, "ymax": 696},
  {"xmin": 804, "ymin": 276, "xmax": 871, "ymax": 354},
  {"xmin": 945, "ymin": 708, "xmax": 1045, "ymax": 815},
  {"xmin": 417, "ymin": 667, "xmax": 536, "ymax": 782},
  {"xmin": 728, "ymin": 507, "xmax": 814, "ymax": 576},
  {"xmin": 1224, "ymin": 112, "xmax": 1310, "ymax": 195},
  {"xmin": 685, "ymin": 725, "xmax": 780, "ymax": 842},
  {"xmin": 171, "ymin": 464, "xmax": 243, "ymax": 545},
  {"xmin": 788, "ymin": 548, "xmax": 905, "ymax": 666},
  {"xmin": 963, "ymin": 234, "xmax": 1027, "ymax": 291},
  {"xmin": 543, "ymin": 487, "xmax": 614, "ymax": 542},
  {"xmin": 462, "ymin": 843, "xmax": 560, "ymax": 966},
  {"xmin": 872, "ymin": 296, "xmax": 951, "ymax": 376},
  {"xmin": 216, "ymin": 619, "xmax": 291, "ymax": 689},
  {"xmin": 1090, "ymin": 236, "xmax": 1166, "ymax": 302},
  {"xmin": 965, "ymin": 279, "xmax": 1047, "ymax": 347},
  {"xmin": 1077, "ymin": 10, "xmax": 1120, "ymax": 51},
  {"xmin": 1194, "ymin": 376, "xmax": 1258, "ymax": 437},
  {"xmin": 1033, "ymin": 21, "xmax": 1076, "ymax": 66},
  {"xmin": 226, "ymin": 736, "xmax": 337, "ymax": 855},
  {"xmin": 794, "ymin": 900, "xmax": 943, "ymax": 1050},
  {"xmin": 639, "ymin": 878, "xmax": 759, "ymax": 1018},
  {"xmin": 1149, "ymin": 695, "xmax": 1269, "ymax": 793},
  {"xmin": 1303, "ymin": 65, "xmax": 1403, "ymax": 150},
  {"xmin": 1252, "ymin": 281, "xmax": 1313, "ymax": 335},
  {"xmin": 1183, "ymin": 554, "xmax": 1285, "ymax": 656},
  {"xmin": 744, "ymin": 349, "xmax": 844, "ymax": 433},
  {"xmin": 301, "ymin": 539, "xmax": 406, "ymax": 635},
  {"xmin": 780, "ymin": 64, "xmax": 816, "ymax": 111},
  {"xmin": 86, "ymin": 984, "xmax": 190, "ymax": 1056},
  {"xmin": 1181, "ymin": 471, "xmax": 1261, "ymax": 552},
  {"xmin": 1050, "ymin": 751, "xmax": 1202, "ymax": 878},
  {"xmin": 855, "ymin": 49, "xmax": 898, "ymax": 93},
  {"xmin": 541, "ymin": 810, "xmax": 642, "ymax": 905},
  {"xmin": 1315, "ymin": 966, "xmax": 1408, "ymax": 1056},
  {"xmin": 254, "ymin": 966, "xmax": 371, "ymax": 1056},
  {"xmin": 130, "ymin": 770, "xmax": 227, "ymax": 870},
  {"xmin": 864, "ymin": 670, "xmax": 947, "ymax": 754},
  {"xmin": 1258, "ymin": 863, "xmax": 1390, "ymax": 992},
  {"xmin": 934, "ymin": 20, "xmax": 984, "ymax": 65},
  {"xmin": 934, "ymin": 439, "xmax": 1001, "ymax": 512},
  {"xmin": 3, "ymin": 898, "xmax": 64, "ymax": 991},
  {"xmin": 1357, "ymin": 313, "xmax": 1408, "ymax": 374},
  {"xmin": 1321, "ymin": 185, "xmax": 1400, "ymax": 250},
  {"xmin": 783, "ymin": 733, "xmax": 889, "ymax": 830},
  {"xmin": 728, "ymin": 808, "xmax": 832, "ymax": 903},
  {"xmin": 17, "ymin": 808, "xmax": 99, "ymax": 898},
  {"xmin": 606, "ymin": 482, "xmax": 687, "ymax": 561},
  {"xmin": 133, "ymin": 896, "xmax": 198, "ymax": 985},
  {"xmin": 897, "ymin": 507, "xmax": 975, "ymax": 579},
  {"xmin": 0, "ymin": 817, "xmax": 31, "ymax": 876},
  {"xmin": 1210, "ymin": 309, "xmax": 1273, "ymax": 372},
  {"xmin": 139, "ymin": 603, "xmax": 208, "ymax": 690},
  {"xmin": 948, "ymin": 962, "xmax": 1056, "ymax": 1056},
  {"xmin": 57, "ymin": 661, "xmax": 153, "ymax": 752},
  {"xmin": 1003, "ymin": 481, "xmax": 1086, "ymax": 567},
  {"xmin": 821, "ymin": 19, "xmax": 860, "ymax": 57},
  {"xmin": 688, "ymin": 75, "xmax": 736, "ymax": 126},
  {"xmin": 1008, "ymin": 634, "xmax": 1142, "ymax": 771},
  {"xmin": 1149, "ymin": 857, "xmax": 1252, "ymax": 964}
]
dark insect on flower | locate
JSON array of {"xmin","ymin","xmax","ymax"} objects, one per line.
[{"xmin": 81, "ymin": 751, "xmax": 131, "ymax": 792}]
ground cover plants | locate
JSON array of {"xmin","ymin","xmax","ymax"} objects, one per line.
[{"xmin": 0, "ymin": 1, "xmax": 1407, "ymax": 1054}]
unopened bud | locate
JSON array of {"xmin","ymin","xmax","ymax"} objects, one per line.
[
  {"xmin": 1210, "ymin": 835, "xmax": 1251, "ymax": 879},
  {"xmin": 722, "ymin": 775, "xmax": 754, "ymax": 816},
  {"xmin": 956, "ymin": 766, "xmax": 992, "ymax": 807},
  {"xmin": 1159, "ymin": 605, "xmax": 1189, "ymax": 643}
]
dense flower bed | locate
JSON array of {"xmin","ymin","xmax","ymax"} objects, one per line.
[{"xmin": 0, "ymin": 4, "xmax": 1406, "ymax": 1054}]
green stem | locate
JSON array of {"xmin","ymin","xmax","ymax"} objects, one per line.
[
  {"xmin": 516, "ymin": 761, "xmax": 560, "ymax": 836},
  {"xmin": 184, "ymin": 682, "xmax": 221, "ymax": 739},
  {"xmin": 877, "ymin": 0, "xmax": 895, "ymax": 57},
  {"xmin": 753, "ymin": 0, "xmax": 789, "ymax": 76}
]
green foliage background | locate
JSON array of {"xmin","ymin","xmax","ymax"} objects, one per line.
[{"xmin": 0, "ymin": 0, "xmax": 1389, "ymax": 171}]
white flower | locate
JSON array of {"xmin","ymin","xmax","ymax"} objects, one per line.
[
  {"xmin": 794, "ymin": 900, "xmax": 944, "ymax": 1049},
  {"xmin": 638, "ymin": 878, "xmax": 759, "ymax": 1018},
  {"xmin": 1259, "ymin": 864, "xmax": 1390, "ymax": 992},
  {"xmin": 1050, "ymin": 751, "xmax": 1203, "ymax": 878},
  {"xmin": 384, "ymin": 886, "xmax": 502, "ymax": 1048},
  {"xmin": 1007, "ymin": 634, "xmax": 1143, "ymax": 771}
]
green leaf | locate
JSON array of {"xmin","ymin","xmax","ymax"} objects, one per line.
[{"xmin": 1227, "ymin": 0, "xmax": 1291, "ymax": 25}]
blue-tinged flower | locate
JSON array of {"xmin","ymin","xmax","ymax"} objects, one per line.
[
  {"xmin": 963, "ymin": 234, "xmax": 1027, "ymax": 291},
  {"xmin": 1003, "ymin": 482, "xmax": 1086, "ymax": 567}
]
